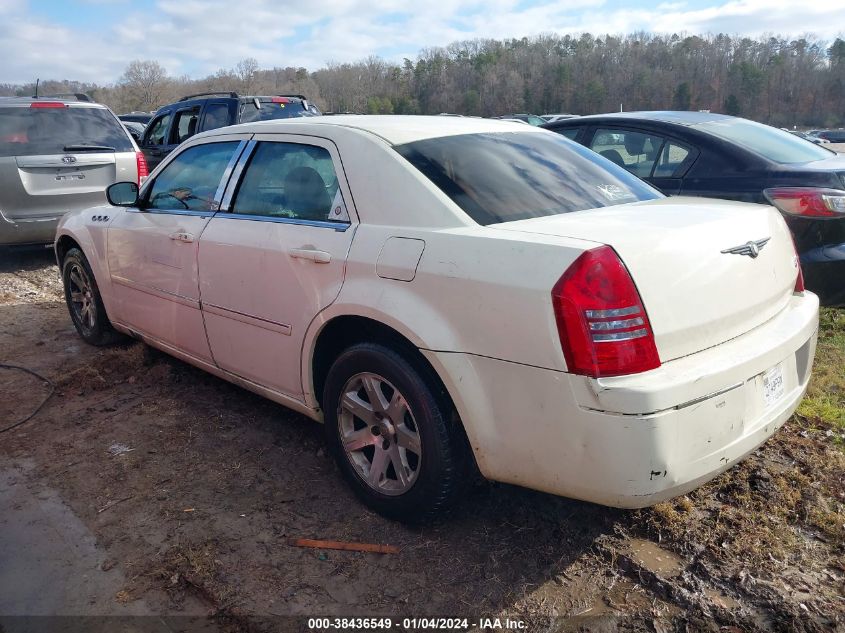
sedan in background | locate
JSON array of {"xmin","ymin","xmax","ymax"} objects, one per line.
[
  {"xmin": 118, "ymin": 112, "xmax": 154, "ymax": 126},
  {"xmin": 56, "ymin": 116, "xmax": 817, "ymax": 522},
  {"xmin": 544, "ymin": 112, "xmax": 845, "ymax": 305},
  {"xmin": 789, "ymin": 130, "xmax": 831, "ymax": 145},
  {"xmin": 815, "ymin": 130, "xmax": 845, "ymax": 143},
  {"xmin": 122, "ymin": 121, "xmax": 146, "ymax": 143},
  {"xmin": 542, "ymin": 113, "xmax": 579, "ymax": 123}
]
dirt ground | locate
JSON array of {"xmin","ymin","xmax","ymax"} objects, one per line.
[{"xmin": 0, "ymin": 246, "xmax": 843, "ymax": 633}]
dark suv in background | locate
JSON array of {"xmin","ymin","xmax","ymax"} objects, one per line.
[{"xmin": 139, "ymin": 92, "xmax": 320, "ymax": 170}]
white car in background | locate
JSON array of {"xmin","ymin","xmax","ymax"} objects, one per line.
[{"xmin": 55, "ymin": 116, "xmax": 818, "ymax": 522}]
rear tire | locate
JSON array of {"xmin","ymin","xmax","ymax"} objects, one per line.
[
  {"xmin": 62, "ymin": 248, "xmax": 122, "ymax": 346},
  {"xmin": 323, "ymin": 342, "xmax": 469, "ymax": 523}
]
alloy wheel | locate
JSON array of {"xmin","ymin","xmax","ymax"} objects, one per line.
[{"xmin": 337, "ymin": 372, "xmax": 422, "ymax": 496}]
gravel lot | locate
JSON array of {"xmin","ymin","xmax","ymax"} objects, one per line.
[{"xmin": 0, "ymin": 245, "xmax": 843, "ymax": 632}]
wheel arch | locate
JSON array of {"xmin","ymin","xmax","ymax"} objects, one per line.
[
  {"xmin": 55, "ymin": 233, "xmax": 82, "ymax": 266},
  {"xmin": 305, "ymin": 312, "xmax": 478, "ymax": 470}
]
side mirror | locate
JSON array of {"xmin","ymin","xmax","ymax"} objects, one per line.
[{"xmin": 106, "ymin": 182, "xmax": 139, "ymax": 207}]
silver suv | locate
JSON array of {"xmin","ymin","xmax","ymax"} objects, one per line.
[{"xmin": 0, "ymin": 96, "xmax": 145, "ymax": 245}]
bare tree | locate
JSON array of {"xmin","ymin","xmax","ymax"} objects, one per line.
[
  {"xmin": 120, "ymin": 60, "xmax": 168, "ymax": 110},
  {"xmin": 236, "ymin": 57, "xmax": 259, "ymax": 94}
]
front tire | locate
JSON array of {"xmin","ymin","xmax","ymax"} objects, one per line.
[
  {"xmin": 62, "ymin": 248, "xmax": 121, "ymax": 346},
  {"xmin": 323, "ymin": 342, "xmax": 469, "ymax": 523}
]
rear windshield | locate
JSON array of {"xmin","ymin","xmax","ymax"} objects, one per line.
[
  {"xmin": 694, "ymin": 118, "xmax": 833, "ymax": 164},
  {"xmin": 239, "ymin": 101, "xmax": 316, "ymax": 123},
  {"xmin": 395, "ymin": 132, "xmax": 662, "ymax": 225},
  {"xmin": 0, "ymin": 105, "xmax": 133, "ymax": 157}
]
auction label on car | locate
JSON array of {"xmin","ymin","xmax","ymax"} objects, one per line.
[{"xmin": 762, "ymin": 362, "xmax": 785, "ymax": 408}]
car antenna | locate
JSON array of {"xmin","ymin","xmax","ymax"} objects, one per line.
[{"xmin": 34, "ymin": 78, "xmax": 39, "ymax": 99}]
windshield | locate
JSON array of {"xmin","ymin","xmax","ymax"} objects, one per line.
[
  {"xmin": 694, "ymin": 118, "xmax": 833, "ymax": 164},
  {"xmin": 395, "ymin": 131, "xmax": 662, "ymax": 225},
  {"xmin": 239, "ymin": 101, "xmax": 317, "ymax": 123},
  {"xmin": 0, "ymin": 105, "xmax": 133, "ymax": 157}
]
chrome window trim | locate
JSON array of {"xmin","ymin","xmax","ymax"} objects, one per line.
[
  {"xmin": 212, "ymin": 140, "xmax": 248, "ymax": 209},
  {"xmin": 217, "ymin": 212, "xmax": 351, "ymax": 231},
  {"xmin": 126, "ymin": 208, "xmax": 215, "ymax": 218},
  {"xmin": 219, "ymin": 140, "xmax": 257, "ymax": 211}
]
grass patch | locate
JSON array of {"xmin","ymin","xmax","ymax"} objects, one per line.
[{"xmin": 796, "ymin": 308, "xmax": 845, "ymax": 439}]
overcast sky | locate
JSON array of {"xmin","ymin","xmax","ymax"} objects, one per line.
[{"xmin": 2, "ymin": 0, "xmax": 844, "ymax": 84}]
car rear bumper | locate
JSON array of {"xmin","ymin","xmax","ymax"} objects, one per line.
[
  {"xmin": 0, "ymin": 209, "xmax": 62, "ymax": 245},
  {"xmin": 423, "ymin": 292, "xmax": 819, "ymax": 508}
]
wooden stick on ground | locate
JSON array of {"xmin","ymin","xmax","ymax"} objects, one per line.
[{"xmin": 287, "ymin": 538, "xmax": 400, "ymax": 554}]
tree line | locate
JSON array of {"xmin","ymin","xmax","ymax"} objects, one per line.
[{"xmin": 3, "ymin": 32, "xmax": 845, "ymax": 127}]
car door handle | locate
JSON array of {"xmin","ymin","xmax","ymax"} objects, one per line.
[
  {"xmin": 289, "ymin": 248, "xmax": 331, "ymax": 264},
  {"xmin": 169, "ymin": 231, "xmax": 194, "ymax": 243}
]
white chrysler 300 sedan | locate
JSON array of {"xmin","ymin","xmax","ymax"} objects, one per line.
[{"xmin": 55, "ymin": 116, "xmax": 819, "ymax": 522}]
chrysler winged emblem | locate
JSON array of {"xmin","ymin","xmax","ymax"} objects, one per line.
[
  {"xmin": 721, "ymin": 237, "xmax": 770, "ymax": 259},
  {"xmin": 62, "ymin": 155, "xmax": 77, "ymax": 164}
]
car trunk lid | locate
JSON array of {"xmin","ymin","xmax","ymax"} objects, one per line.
[{"xmin": 492, "ymin": 197, "xmax": 800, "ymax": 363}]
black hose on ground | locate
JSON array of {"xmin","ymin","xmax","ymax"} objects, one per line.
[{"xmin": 0, "ymin": 363, "xmax": 55, "ymax": 434}]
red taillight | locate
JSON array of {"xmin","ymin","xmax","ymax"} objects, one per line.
[
  {"xmin": 30, "ymin": 101, "xmax": 66, "ymax": 108},
  {"xmin": 135, "ymin": 151, "xmax": 149, "ymax": 184},
  {"xmin": 788, "ymin": 235, "xmax": 805, "ymax": 293},
  {"xmin": 271, "ymin": 97, "xmax": 290, "ymax": 104},
  {"xmin": 763, "ymin": 187, "xmax": 845, "ymax": 218},
  {"xmin": 552, "ymin": 246, "xmax": 661, "ymax": 378}
]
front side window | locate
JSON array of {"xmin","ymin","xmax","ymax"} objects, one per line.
[
  {"xmin": 230, "ymin": 142, "xmax": 348, "ymax": 223},
  {"xmin": 145, "ymin": 141, "xmax": 240, "ymax": 212},
  {"xmin": 395, "ymin": 132, "xmax": 661, "ymax": 226},
  {"xmin": 144, "ymin": 113, "xmax": 171, "ymax": 146},
  {"xmin": 0, "ymin": 105, "xmax": 133, "ymax": 157}
]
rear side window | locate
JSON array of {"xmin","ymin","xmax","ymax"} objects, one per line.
[
  {"xmin": 395, "ymin": 132, "xmax": 661, "ymax": 226},
  {"xmin": 653, "ymin": 142, "xmax": 692, "ymax": 178},
  {"xmin": 230, "ymin": 141, "xmax": 348, "ymax": 223},
  {"xmin": 590, "ymin": 129, "xmax": 665, "ymax": 177},
  {"xmin": 0, "ymin": 105, "xmax": 133, "ymax": 157},
  {"xmin": 201, "ymin": 103, "xmax": 231, "ymax": 132}
]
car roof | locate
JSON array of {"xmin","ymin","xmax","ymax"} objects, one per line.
[
  {"xmin": 549, "ymin": 110, "xmax": 733, "ymax": 126},
  {"xmin": 215, "ymin": 114, "xmax": 540, "ymax": 145},
  {"xmin": 0, "ymin": 96, "xmax": 105, "ymax": 108}
]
